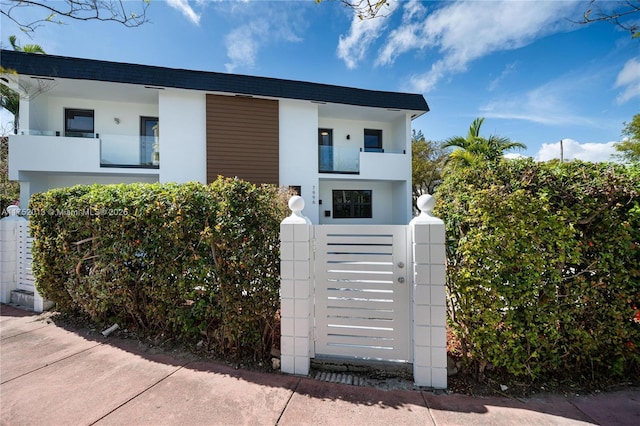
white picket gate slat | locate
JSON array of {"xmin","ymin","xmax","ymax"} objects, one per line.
[{"xmin": 17, "ymin": 222, "xmax": 36, "ymax": 292}]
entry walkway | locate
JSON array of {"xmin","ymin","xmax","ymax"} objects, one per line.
[{"xmin": 1, "ymin": 304, "xmax": 638, "ymax": 425}]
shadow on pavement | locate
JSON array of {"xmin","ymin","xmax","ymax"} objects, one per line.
[{"xmin": 3, "ymin": 304, "xmax": 639, "ymax": 425}]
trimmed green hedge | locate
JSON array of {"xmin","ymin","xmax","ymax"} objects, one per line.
[
  {"xmin": 1, "ymin": 194, "xmax": 17, "ymax": 217},
  {"xmin": 435, "ymin": 159, "xmax": 640, "ymax": 381},
  {"xmin": 29, "ymin": 178, "xmax": 291, "ymax": 360}
]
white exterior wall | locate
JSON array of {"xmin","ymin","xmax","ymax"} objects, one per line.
[
  {"xmin": 22, "ymin": 96, "xmax": 46, "ymax": 132},
  {"xmin": 392, "ymin": 115, "xmax": 411, "ymax": 154},
  {"xmin": 12, "ymin": 94, "xmax": 161, "ymax": 183},
  {"xmin": 9, "ymin": 134, "xmax": 163, "ymax": 179},
  {"xmin": 10, "ymin": 135, "xmax": 100, "ymax": 179},
  {"xmin": 279, "ymin": 100, "xmax": 319, "ymax": 224},
  {"xmin": 392, "ymin": 180, "xmax": 411, "ymax": 224},
  {"xmin": 28, "ymin": 96, "xmax": 158, "ymax": 136},
  {"xmin": 359, "ymin": 151, "xmax": 410, "ymax": 181},
  {"xmin": 18, "ymin": 182, "xmax": 30, "ymax": 212},
  {"xmin": 318, "ymin": 116, "xmax": 408, "ymax": 154},
  {"xmin": 9, "ymin": 134, "xmax": 158, "ymax": 207},
  {"xmin": 10, "ymin": 79, "xmax": 416, "ymax": 224},
  {"xmin": 317, "ymin": 117, "xmax": 392, "ymax": 175},
  {"xmin": 278, "ymin": 107, "xmax": 413, "ymax": 225},
  {"xmin": 158, "ymin": 91, "xmax": 206, "ymax": 184},
  {"xmin": 318, "ymin": 180, "xmax": 395, "ymax": 225},
  {"xmin": 318, "ymin": 115, "xmax": 411, "ymax": 181}
]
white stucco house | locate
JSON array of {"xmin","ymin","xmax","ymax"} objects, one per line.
[{"xmin": 1, "ymin": 50, "xmax": 429, "ymax": 224}]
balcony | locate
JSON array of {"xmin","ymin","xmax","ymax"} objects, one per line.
[
  {"xmin": 319, "ymin": 145, "xmax": 359, "ymax": 174},
  {"xmin": 100, "ymin": 134, "xmax": 159, "ymax": 169},
  {"xmin": 319, "ymin": 145, "xmax": 408, "ymax": 179},
  {"xmin": 9, "ymin": 130, "xmax": 159, "ymax": 179}
]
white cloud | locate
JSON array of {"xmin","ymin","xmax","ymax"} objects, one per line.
[
  {"xmin": 408, "ymin": 60, "xmax": 448, "ymax": 93},
  {"xmin": 480, "ymin": 72, "xmax": 600, "ymax": 128},
  {"xmin": 337, "ymin": 0, "xmax": 400, "ymax": 69},
  {"xmin": 504, "ymin": 153, "xmax": 528, "ymax": 160},
  {"xmin": 167, "ymin": 0, "xmax": 201, "ymax": 25},
  {"xmin": 376, "ymin": 0, "xmax": 581, "ymax": 92},
  {"xmin": 375, "ymin": 0, "xmax": 426, "ymax": 67},
  {"xmin": 224, "ymin": 21, "xmax": 267, "ymax": 72},
  {"xmin": 535, "ymin": 138, "xmax": 618, "ymax": 162},
  {"xmin": 488, "ymin": 62, "xmax": 518, "ymax": 92},
  {"xmin": 223, "ymin": 5, "xmax": 305, "ymax": 73},
  {"xmin": 614, "ymin": 58, "xmax": 640, "ymax": 104}
]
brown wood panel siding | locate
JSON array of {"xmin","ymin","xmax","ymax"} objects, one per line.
[{"xmin": 206, "ymin": 94, "xmax": 279, "ymax": 185}]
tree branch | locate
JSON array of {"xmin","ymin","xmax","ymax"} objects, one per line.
[
  {"xmin": 316, "ymin": 0, "xmax": 392, "ymax": 20},
  {"xmin": 574, "ymin": 0, "xmax": 640, "ymax": 38},
  {"xmin": 0, "ymin": 0, "xmax": 149, "ymax": 35}
]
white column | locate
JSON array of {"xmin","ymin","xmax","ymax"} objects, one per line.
[
  {"xmin": 410, "ymin": 194, "xmax": 447, "ymax": 389},
  {"xmin": 0, "ymin": 206, "xmax": 23, "ymax": 304},
  {"xmin": 18, "ymin": 96, "xmax": 30, "ymax": 134},
  {"xmin": 280, "ymin": 196, "xmax": 313, "ymax": 376},
  {"xmin": 18, "ymin": 181, "xmax": 30, "ymax": 213}
]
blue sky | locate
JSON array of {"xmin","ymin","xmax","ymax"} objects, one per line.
[{"xmin": 1, "ymin": 0, "xmax": 639, "ymax": 161}]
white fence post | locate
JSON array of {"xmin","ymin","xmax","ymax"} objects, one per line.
[
  {"xmin": 410, "ymin": 194, "xmax": 447, "ymax": 389},
  {"xmin": 280, "ymin": 196, "xmax": 313, "ymax": 376},
  {"xmin": 18, "ymin": 220, "xmax": 46, "ymax": 312},
  {"xmin": 0, "ymin": 206, "xmax": 24, "ymax": 304}
]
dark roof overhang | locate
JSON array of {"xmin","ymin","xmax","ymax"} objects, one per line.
[{"xmin": 1, "ymin": 50, "xmax": 429, "ymax": 114}]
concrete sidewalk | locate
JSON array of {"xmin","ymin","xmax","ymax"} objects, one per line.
[{"xmin": 1, "ymin": 304, "xmax": 638, "ymax": 426}]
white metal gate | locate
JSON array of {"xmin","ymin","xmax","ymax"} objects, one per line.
[
  {"xmin": 313, "ymin": 225, "xmax": 411, "ymax": 362},
  {"xmin": 17, "ymin": 221, "xmax": 36, "ymax": 292}
]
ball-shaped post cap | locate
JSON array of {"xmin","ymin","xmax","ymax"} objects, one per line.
[
  {"xmin": 6, "ymin": 205, "xmax": 20, "ymax": 216},
  {"xmin": 417, "ymin": 194, "xmax": 435, "ymax": 215},
  {"xmin": 288, "ymin": 195, "xmax": 305, "ymax": 214}
]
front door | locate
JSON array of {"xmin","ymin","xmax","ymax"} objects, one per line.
[{"xmin": 318, "ymin": 129, "xmax": 333, "ymax": 172}]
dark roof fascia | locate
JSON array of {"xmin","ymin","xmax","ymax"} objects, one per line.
[{"xmin": 0, "ymin": 50, "xmax": 429, "ymax": 114}]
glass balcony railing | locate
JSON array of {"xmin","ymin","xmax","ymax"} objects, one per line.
[
  {"xmin": 319, "ymin": 145, "xmax": 360, "ymax": 174},
  {"xmin": 318, "ymin": 145, "xmax": 407, "ymax": 174},
  {"xmin": 17, "ymin": 129, "xmax": 60, "ymax": 136},
  {"xmin": 100, "ymin": 134, "xmax": 159, "ymax": 168},
  {"xmin": 363, "ymin": 147, "xmax": 407, "ymax": 154}
]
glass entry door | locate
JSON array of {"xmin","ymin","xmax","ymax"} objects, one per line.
[
  {"xmin": 318, "ymin": 128, "xmax": 333, "ymax": 172},
  {"xmin": 140, "ymin": 116, "xmax": 159, "ymax": 166}
]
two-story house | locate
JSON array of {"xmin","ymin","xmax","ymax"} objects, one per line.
[{"xmin": 1, "ymin": 50, "xmax": 429, "ymax": 224}]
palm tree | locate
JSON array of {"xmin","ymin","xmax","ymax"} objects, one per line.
[
  {"xmin": 442, "ymin": 117, "xmax": 526, "ymax": 168},
  {"xmin": 8, "ymin": 35, "xmax": 46, "ymax": 54},
  {"xmin": 2, "ymin": 36, "xmax": 46, "ymax": 133}
]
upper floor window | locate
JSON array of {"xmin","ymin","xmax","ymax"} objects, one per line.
[
  {"xmin": 65, "ymin": 108, "xmax": 94, "ymax": 138},
  {"xmin": 364, "ymin": 129, "xmax": 382, "ymax": 152}
]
